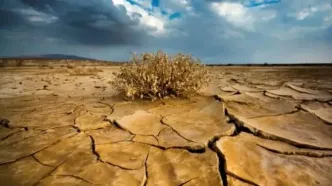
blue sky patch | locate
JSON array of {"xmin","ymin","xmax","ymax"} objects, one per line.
[
  {"xmin": 244, "ymin": 0, "xmax": 281, "ymax": 7},
  {"xmin": 151, "ymin": 0, "xmax": 160, "ymax": 7},
  {"xmin": 126, "ymin": 0, "xmax": 140, "ymax": 6},
  {"xmin": 169, "ymin": 12, "xmax": 182, "ymax": 20},
  {"xmin": 161, "ymin": 10, "xmax": 168, "ymax": 15},
  {"xmin": 126, "ymin": 0, "xmax": 154, "ymax": 14}
]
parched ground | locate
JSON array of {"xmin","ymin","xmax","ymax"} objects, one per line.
[{"xmin": 0, "ymin": 65, "xmax": 332, "ymax": 186}]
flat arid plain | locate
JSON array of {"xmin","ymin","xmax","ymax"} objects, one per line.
[{"xmin": 1, "ymin": 60, "xmax": 332, "ymax": 186}]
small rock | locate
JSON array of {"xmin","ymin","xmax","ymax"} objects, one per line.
[{"xmin": 0, "ymin": 119, "xmax": 10, "ymax": 128}]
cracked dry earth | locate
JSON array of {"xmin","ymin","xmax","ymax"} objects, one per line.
[{"xmin": 1, "ymin": 66, "xmax": 332, "ymax": 186}]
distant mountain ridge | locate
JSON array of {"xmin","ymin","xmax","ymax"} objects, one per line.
[{"xmin": 1, "ymin": 54, "xmax": 97, "ymax": 61}]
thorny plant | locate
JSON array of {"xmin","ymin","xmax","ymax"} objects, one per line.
[{"xmin": 111, "ymin": 51, "xmax": 210, "ymax": 100}]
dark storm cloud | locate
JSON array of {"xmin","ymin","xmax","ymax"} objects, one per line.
[
  {"xmin": 0, "ymin": 0, "xmax": 145, "ymax": 46},
  {"xmin": 1, "ymin": 0, "xmax": 332, "ymax": 63},
  {"xmin": 0, "ymin": 9, "xmax": 26, "ymax": 28}
]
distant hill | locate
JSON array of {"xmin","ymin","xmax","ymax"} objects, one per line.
[
  {"xmin": 0, "ymin": 54, "xmax": 126, "ymax": 67},
  {"xmin": 1, "ymin": 54, "xmax": 97, "ymax": 61},
  {"xmin": 39, "ymin": 54, "xmax": 96, "ymax": 60}
]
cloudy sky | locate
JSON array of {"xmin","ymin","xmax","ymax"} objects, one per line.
[{"xmin": 1, "ymin": 0, "xmax": 332, "ymax": 63}]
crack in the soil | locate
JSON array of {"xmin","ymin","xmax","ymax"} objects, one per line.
[
  {"xmin": 132, "ymin": 134, "xmax": 160, "ymax": 146},
  {"xmin": 32, "ymin": 155, "xmax": 55, "ymax": 168},
  {"xmin": 211, "ymin": 95, "xmax": 332, "ymax": 186},
  {"xmin": 32, "ymin": 167, "xmax": 57, "ymax": 186},
  {"xmin": 112, "ymin": 119, "xmax": 168, "ymax": 139},
  {"xmin": 131, "ymin": 140, "xmax": 205, "ymax": 154},
  {"xmin": 31, "ymin": 140, "xmax": 82, "ymax": 186},
  {"xmin": 227, "ymin": 172, "xmax": 259, "ymax": 186},
  {"xmin": 0, "ymin": 129, "xmax": 23, "ymax": 141},
  {"xmin": 6, "ymin": 92, "xmax": 329, "ymax": 186},
  {"xmin": 38, "ymin": 125, "xmax": 73, "ymax": 131},
  {"xmin": 88, "ymin": 134, "xmax": 140, "ymax": 170},
  {"xmin": 32, "ymin": 136, "xmax": 93, "ymax": 186},
  {"xmin": 178, "ymin": 177, "xmax": 198, "ymax": 186},
  {"xmin": 214, "ymin": 95, "xmax": 250, "ymax": 106},
  {"xmin": 246, "ymin": 108, "xmax": 300, "ymax": 119},
  {"xmin": 297, "ymin": 104, "xmax": 332, "ymax": 125},
  {"xmin": 54, "ymin": 175, "xmax": 95, "ymax": 185},
  {"xmin": 71, "ymin": 125, "xmax": 81, "ymax": 132},
  {"xmin": 113, "ymin": 117, "xmax": 201, "ymax": 150},
  {"xmin": 156, "ymin": 127, "xmax": 167, "ymax": 136},
  {"xmin": 111, "ymin": 119, "xmax": 167, "ymax": 141},
  {"xmin": 98, "ymin": 101, "xmax": 115, "ymax": 115},
  {"xmin": 207, "ymin": 137, "xmax": 228, "ymax": 186},
  {"xmin": 142, "ymin": 151, "xmax": 150, "ymax": 186},
  {"xmin": 0, "ymin": 133, "xmax": 78, "ymax": 166},
  {"xmin": 262, "ymin": 91, "xmax": 282, "ymax": 100},
  {"xmin": 0, "ymin": 129, "xmax": 62, "ymax": 146},
  {"xmin": 228, "ymin": 78, "xmax": 242, "ymax": 85},
  {"xmin": 264, "ymin": 91, "xmax": 294, "ymax": 100},
  {"xmin": 225, "ymin": 108, "xmax": 332, "ymax": 150},
  {"xmin": 159, "ymin": 118, "xmax": 198, "ymax": 144},
  {"xmin": 219, "ymin": 97, "xmax": 332, "ymax": 183},
  {"xmin": 102, "ymin": 159, "xmax": 139, "ymax": 170},
  {"xmin": 256, "ymin": 144, "xmax": 332, "ymax": 158},
  {"xmin": 150, "ymin": 135, "xmax": 160, "ymax": 145},
  {"xmin": 71, "ymin": 104, "xmax": 85, "ymax": 114},
  {"xmin": 95, "ymin": 140, "xmax": 133, "ymax": 146},
  {"xmin": 265, "ymin": 90, "xmax": 331, "ymax": 103},
  {"xmin": 88, "ymin": 135, "xmax": 100, "ymax": 160},
  {"xmin": 285, "ymin": 84, "xmax": 317, "ymax": 95},
  {"xmin": 112, "ymin": 120, "xmax": 136, "ymax": 135}
]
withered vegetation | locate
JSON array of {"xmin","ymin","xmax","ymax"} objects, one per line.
[{"xmin": 112, "ymin": 51, "xmax": 209, "ymax": 100}]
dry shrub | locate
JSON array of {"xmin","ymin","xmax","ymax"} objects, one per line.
[
  {"xmin": 0, "ymin": 60, "xmax": 7, "ymax": 67},
  {"xmin": 66, "ymin": 64, "xmax": 75, "ymax": 69},
  {"xmin": 34, "ymin": 68, "xmax": 65, "ymax": 75},
  {"xmin": 112, "ymin": 51, "xmax": 209, "ymax": 100},
  {"xmin": 0, "ymin": 59, "xmax": 23, "ymax": 67}
]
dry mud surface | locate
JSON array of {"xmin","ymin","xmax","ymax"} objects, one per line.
[{"xmin": 0, "ymin": 65, "xmax": 332, "ymax": 186}]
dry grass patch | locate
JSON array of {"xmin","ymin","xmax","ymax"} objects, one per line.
[
  {"xmin": 67, "ymin": 66, "xmax": 103, "ymax": 76},
  {"xmin": 111, "ymin": 51, "xmax": 209, "ymax": 100},
  {"xmin": 0, "ymin": 59, "xmax": 23, "ymax": 67},
  {"xmin": 66, "ymin": 64, "xmax": 75, "ymax": 69}
]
